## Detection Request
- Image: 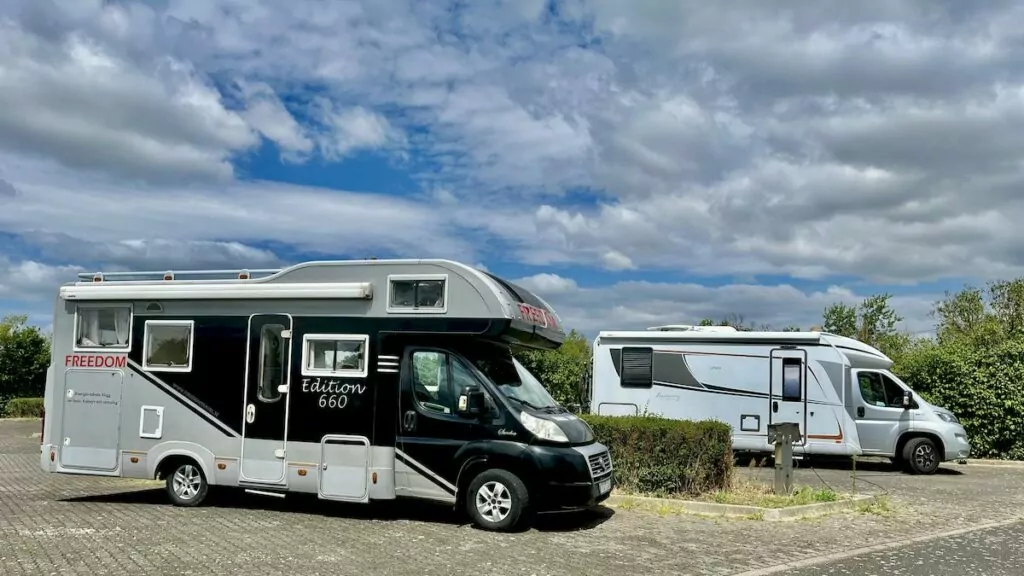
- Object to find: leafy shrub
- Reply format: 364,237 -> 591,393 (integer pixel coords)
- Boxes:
4,397 -> 43,418
895,339 -> 1024,460
581,413 -> 733,496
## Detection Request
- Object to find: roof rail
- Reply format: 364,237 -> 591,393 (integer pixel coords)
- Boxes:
78,268 -> 283,283
646,324 -> 739,332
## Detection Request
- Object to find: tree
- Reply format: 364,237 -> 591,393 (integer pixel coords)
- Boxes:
931,279 -> 1024,347
988,279 -> 1024,339
0,314 -> 51,414
512,329 -> 591,410
822,302 -> 858,338
821,294 -> 909,356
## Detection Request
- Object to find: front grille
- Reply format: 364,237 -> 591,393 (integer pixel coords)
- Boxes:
588,450 -> 612,478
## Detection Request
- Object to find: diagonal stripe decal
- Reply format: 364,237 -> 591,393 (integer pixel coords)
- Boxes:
395,448 -> 457,494
125,358 -> 241,438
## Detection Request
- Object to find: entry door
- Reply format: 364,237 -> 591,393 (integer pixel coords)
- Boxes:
768,348 -> 808,443
853,370 -> 912,455
60,368 -> 124,471
239,314 -> 293,485
395,346 -> 492,502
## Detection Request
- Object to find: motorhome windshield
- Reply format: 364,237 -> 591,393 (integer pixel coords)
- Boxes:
463,347 -> 563,412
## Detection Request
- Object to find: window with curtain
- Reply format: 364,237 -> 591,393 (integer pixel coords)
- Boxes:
76,307 -> 131,349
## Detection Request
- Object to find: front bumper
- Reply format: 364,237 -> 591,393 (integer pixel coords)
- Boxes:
525,442 -> 614,511
945,433 -> 972,461
535,472 -> 614,511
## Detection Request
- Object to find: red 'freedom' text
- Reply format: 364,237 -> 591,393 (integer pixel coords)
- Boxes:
65,355 -> 127,368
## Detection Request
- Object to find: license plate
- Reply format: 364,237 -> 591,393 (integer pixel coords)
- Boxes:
598,478 -> 611,494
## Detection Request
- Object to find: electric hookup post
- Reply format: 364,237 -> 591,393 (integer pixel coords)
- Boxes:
767,422 -> 801,495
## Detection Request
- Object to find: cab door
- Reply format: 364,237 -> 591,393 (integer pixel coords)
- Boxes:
853,370 -> 912,455
395,346 -> 492,503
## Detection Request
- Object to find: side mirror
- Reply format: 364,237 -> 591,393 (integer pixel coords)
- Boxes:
457,387 -> 486,417
902,390 -> 912,410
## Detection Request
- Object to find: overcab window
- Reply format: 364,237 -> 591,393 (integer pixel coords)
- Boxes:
387,275 -> 446,312
302,334 -> 369,378
75,305 -> 132,350
142,320 -> 194,372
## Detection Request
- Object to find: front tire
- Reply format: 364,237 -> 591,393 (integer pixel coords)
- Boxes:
902,437 -> 941,475
465,468 -> 531,532
165,461 -> 209,507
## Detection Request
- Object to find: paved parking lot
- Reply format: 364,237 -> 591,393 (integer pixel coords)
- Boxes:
3,419 -> 1024,575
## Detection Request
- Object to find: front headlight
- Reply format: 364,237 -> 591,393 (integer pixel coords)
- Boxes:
936,412 -> 959,424
519,411 -> 569,442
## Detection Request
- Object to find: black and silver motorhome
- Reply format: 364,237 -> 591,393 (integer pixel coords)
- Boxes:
40,259 -> 613,531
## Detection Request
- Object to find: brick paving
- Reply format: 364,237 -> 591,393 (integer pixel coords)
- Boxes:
2,418 -> 1024,575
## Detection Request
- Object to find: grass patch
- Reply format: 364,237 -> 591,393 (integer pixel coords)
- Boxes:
701,479 -> 844,509
855,494 -> 896,516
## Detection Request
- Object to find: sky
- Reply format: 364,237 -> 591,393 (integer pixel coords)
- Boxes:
1,0 -> 1022,340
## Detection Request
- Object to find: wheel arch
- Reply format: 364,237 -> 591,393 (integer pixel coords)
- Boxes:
454,452 -> 537,508
148,442 -> 217,483
896,431 -> 945,462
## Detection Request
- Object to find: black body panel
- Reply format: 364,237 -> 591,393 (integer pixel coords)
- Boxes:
125,311 -> 610,509
128,314 -> 500,443
128,315 -> 248,433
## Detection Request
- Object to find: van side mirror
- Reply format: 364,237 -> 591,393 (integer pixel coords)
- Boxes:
902,390 -> 912,409
457,386 -> 486,417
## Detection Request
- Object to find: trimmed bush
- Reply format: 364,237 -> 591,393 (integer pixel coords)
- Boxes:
895,339 -> 1024,460
581,413 -> 733,496
3,397 -> 43,418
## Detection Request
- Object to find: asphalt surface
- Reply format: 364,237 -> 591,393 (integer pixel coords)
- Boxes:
3,418 -> 1024,575
784,520 -> 1024,575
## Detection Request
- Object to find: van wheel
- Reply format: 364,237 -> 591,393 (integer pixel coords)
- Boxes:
902,437 -> 940,475
465,468 -> 531,532
165,461 -> 209,507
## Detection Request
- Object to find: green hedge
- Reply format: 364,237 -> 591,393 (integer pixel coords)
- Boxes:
581,413 -> 733,496
895,339 -> 1024,460
3,397 -> 43,418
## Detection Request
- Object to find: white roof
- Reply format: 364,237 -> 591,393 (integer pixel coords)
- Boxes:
596,329 -> 891,362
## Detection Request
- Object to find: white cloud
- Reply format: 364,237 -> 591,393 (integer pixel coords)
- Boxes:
237,81 -> 315,162
0,256 -> 84,302
514,272 -> 939,340
1,0 -> 1023,327
19,233 -> 285,272
0,153 -> 478,263
0,14 -> 259,182
312,100 -> 404,161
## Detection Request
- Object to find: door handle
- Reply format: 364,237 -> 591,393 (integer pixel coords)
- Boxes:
772,401 -> 778,413
403,410 -> 416,432
245,403 -> 255,424
857,407 -> 865,418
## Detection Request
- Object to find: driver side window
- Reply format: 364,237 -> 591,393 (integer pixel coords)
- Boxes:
410,350 -> 484,415
858,372 -> 887,407
858,371 -> 907,409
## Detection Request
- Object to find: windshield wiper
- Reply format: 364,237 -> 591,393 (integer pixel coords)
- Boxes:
505,395 -> 566,413
505,396 -> 546,411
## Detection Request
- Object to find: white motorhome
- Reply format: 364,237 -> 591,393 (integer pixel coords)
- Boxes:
587,325 -> 971,475
39,259 -> 613,532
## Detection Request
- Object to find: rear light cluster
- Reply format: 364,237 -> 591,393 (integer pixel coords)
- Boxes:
40,408 -> 45,443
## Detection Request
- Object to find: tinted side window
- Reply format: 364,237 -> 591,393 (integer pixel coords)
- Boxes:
411,350 -> 451,414
880,374 -> 911,408
858,372 -> 886,406
258,324 -> 286,403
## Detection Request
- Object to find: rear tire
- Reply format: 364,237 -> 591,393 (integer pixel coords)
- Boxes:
165,461 -> 209,507
465,468 -> 532,532
902,437 -> 941,475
